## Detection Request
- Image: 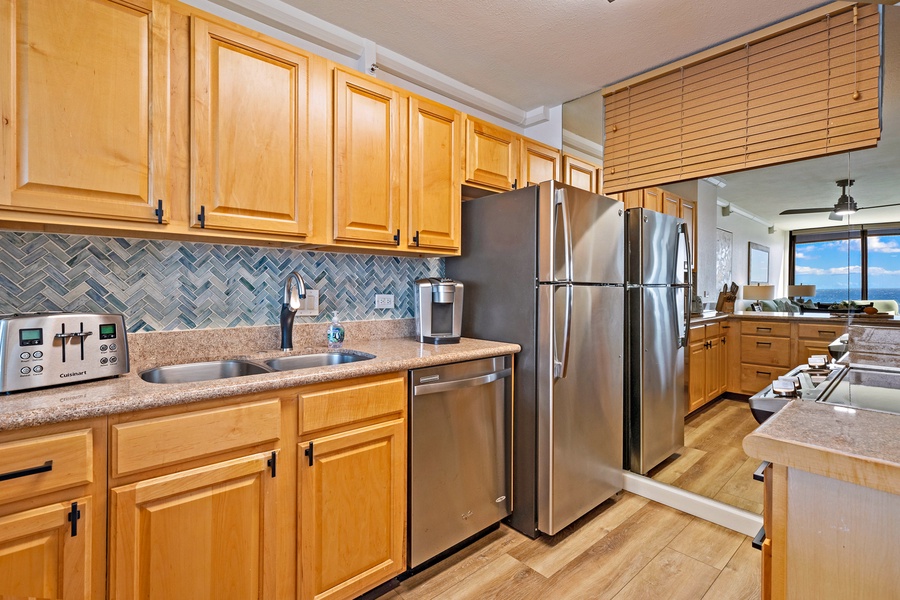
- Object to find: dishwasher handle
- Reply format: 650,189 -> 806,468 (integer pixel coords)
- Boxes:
414,368 -> 512,396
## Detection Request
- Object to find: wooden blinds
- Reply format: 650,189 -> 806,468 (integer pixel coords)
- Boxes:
603,3 -> 882,194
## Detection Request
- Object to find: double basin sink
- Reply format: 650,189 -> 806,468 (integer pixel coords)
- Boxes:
140,352 -> 375,385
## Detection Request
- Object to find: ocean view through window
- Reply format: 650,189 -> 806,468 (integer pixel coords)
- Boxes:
791,227 -> 900,307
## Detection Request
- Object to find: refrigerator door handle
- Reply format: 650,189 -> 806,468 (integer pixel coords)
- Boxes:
556,187 -> 574,282
676,222 -> 692,348
554,283 -> 574,379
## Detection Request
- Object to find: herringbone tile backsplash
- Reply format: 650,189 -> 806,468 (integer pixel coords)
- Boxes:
0,232 -> 443,332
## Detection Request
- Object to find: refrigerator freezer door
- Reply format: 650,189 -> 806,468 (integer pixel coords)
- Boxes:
627,208 -> 687,286
537,283 -> 624,535
628,285 -> 686,474
538,181 -> 625,285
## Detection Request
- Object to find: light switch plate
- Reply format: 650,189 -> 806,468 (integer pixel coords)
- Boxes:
297,289 -> 319,316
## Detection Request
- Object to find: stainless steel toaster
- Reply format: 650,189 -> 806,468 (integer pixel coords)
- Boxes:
0,312 -> 129,393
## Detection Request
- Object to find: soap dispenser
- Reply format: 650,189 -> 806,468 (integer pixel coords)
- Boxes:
326,314 -> 345,349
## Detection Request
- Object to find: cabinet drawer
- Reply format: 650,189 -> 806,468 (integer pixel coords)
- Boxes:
299,374 -> 405,436
705,322 -> 721,337
741,336 -> 792,367
689,325 -> 707,344
797,323 -> 845,340
0,430 -> 92,504
742,321 -> 791,338
112,399 -> 281,477
741,364 -> 790,394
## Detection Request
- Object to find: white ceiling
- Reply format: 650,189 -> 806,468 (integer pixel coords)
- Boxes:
274,0 -> 830,109
220,0 -> 899,231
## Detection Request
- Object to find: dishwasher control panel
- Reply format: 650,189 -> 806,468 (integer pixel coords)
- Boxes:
1,312 -> 129,393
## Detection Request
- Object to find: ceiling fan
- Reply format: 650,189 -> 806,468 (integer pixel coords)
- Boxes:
779,179 -> 900,221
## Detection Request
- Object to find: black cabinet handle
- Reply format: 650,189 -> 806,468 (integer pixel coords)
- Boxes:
752,525 -> 766,550
304,442 -> 314,467
393,229 -> 400,246
0,459 -> 53,482
756,341 -> 771,347
67,502 -> 81,537
198,205 -> 206,228
155,199 -> 164,224
753,461 -> 770,482
267,451 -> 277,478
756,327 -> 772,332
413,231 -> 420,247
512,178 -> 518,190
757,370 -> 772,377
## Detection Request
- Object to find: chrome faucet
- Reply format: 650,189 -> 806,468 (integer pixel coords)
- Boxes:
280,271 -> 307,351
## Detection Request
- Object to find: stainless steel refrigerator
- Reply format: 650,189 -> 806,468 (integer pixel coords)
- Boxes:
624,207 -> 692,475
446,180 -> 624,537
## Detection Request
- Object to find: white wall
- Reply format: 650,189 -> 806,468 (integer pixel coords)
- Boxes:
717,207 -> 788,309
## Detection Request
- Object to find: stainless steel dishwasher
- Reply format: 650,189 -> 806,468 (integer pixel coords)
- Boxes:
409,355 -> 512,568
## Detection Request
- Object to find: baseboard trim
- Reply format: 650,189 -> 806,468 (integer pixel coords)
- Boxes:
622,472 -> 763,537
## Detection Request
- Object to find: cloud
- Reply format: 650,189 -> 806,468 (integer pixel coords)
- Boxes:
868,267 -> 900,276
794,251 -> 808,259
868,237 -> 900,254
796,265 -> 862,276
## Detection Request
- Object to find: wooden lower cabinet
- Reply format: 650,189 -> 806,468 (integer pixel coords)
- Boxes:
109,451 -> 278,600
299,418 -> 406,600
687,322 -> 725,413
0,497 -> 92,600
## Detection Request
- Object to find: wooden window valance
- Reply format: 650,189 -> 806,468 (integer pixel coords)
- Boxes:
603,3 -> 882,194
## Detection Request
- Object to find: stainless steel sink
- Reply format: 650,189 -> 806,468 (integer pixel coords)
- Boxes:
264,352 -> 375,372
140,359 -> 272,384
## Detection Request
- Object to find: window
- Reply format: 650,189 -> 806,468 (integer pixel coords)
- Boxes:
790,226 -> 900,305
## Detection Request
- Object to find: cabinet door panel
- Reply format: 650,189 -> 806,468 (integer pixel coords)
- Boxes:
299,419 -> 405,600
1,0 -> 168,222
408,97 -> 461,251
521,140 -> 560,188
192,18 -> 317,236
705,337 -> 721,402
109,452 -> 276,600
563,155 -> 598,193
688,341 -> 707,413
464,118 -> 517,191
0,498 -> 90,600
334,69 -> 401,245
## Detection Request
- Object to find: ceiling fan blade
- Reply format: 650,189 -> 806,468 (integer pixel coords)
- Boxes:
858,202 -> 900,210
828,211 -> 844,222
779,207 -> 835,215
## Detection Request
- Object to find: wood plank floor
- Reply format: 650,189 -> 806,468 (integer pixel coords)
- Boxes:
650,398 -> 764,514
382,493 -> 760,600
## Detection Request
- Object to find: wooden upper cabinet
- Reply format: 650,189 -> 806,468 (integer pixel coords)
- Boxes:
464,117 -> 518,191
563,155 -> 599,193
623,190 -> 643,209
642,188 -> 662,212
408,97 -> 462,252
0,0 -> 169,223
333,68 -> 403,246
662,190 -> 680,217
191,17 -> 324,237
520,139 -> 560,188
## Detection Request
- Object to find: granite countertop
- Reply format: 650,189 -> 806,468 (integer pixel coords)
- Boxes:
729,311 -> 900,324
0,331 -> 520,432
743,399 -> 900,496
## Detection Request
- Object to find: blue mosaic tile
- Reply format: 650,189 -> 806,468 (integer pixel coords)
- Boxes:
0,232 -> 443,332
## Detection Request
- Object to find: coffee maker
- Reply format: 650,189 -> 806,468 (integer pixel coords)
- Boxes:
414,278 -> 463,344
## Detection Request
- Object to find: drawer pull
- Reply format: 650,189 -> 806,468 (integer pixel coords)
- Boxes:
267,451 -> 277,478
752,525 -> 766,550
753,461 -> 770,482
304,442 -> 314,467
756,327 -> 772,332
757,370 -> 772,377
818,330 -> 836,336
0,459 -> 53,482
756,341 -> 772,347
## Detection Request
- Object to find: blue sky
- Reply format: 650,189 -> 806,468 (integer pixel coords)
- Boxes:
795,235 -> 900,292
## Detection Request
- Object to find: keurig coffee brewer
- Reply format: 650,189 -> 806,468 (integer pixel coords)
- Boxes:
414,278 -> 463,344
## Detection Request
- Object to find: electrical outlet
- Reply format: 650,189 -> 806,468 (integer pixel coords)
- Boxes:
375,294 -> 394,309
296,289 -> 319,316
